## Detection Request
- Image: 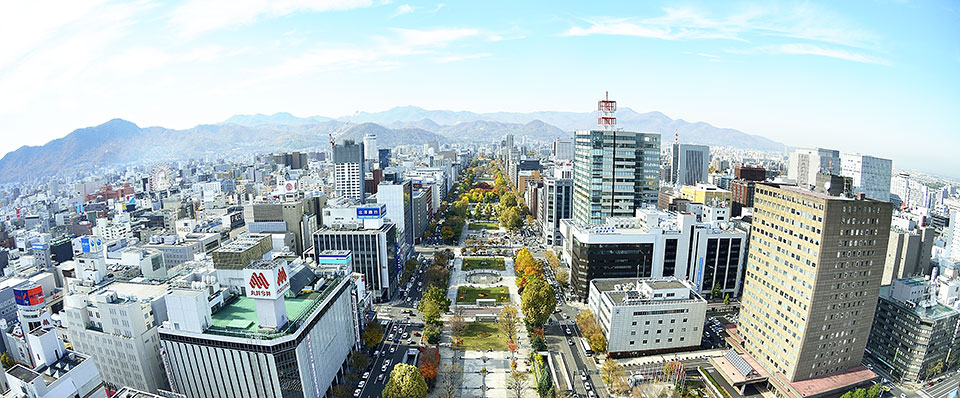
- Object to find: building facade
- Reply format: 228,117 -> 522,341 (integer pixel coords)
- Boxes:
671,144 -> 710,186
333,140 -> 365,201
538,175 -> 574,246
787,148 -> 840,188
841,153 -> 892,202
572,130 -> 661,224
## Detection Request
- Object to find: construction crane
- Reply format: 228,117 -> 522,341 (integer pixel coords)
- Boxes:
329,111 -> 359,150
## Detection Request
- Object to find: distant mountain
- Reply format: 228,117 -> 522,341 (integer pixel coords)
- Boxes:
388,118 -> 442,132
0,119 -> 442,183
338,123 -> 446,149
436,119 -> 567,142
223,112 -> 330,126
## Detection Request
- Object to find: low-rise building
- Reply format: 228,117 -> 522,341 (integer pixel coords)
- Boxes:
588,277 -> 707,357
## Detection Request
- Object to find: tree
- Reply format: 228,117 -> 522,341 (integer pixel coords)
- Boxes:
537,369 -> 555,398
425,324 -> 442,344
361,323 -> 385,349
499,206 -> 523,230
420,285 -> 451,313
507,370 -> 530,398
349,351 -> 369,372
576,310 -> 599,337
421,299 -> 441,325
419,348 -> 440,383
555,269 -> 569,289
441,226 -> 455,241
437,363 -> 464,398
0,353 -> 14,369
402,258 -> 419,284
331,384 -> 353,398
723,293 -> 730,305
498,304 -> 520,343
867,384 -> 882,398
451,307 -> 467,346
500,192 -> 518,208
531,335 -> 547,351
589,332 -> 607,353
711,283 -> 721,299
602,359 -> 627,393
521,277 -> 556,328
382,363 -> 428,398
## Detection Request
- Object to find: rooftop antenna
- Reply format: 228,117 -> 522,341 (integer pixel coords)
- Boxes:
598,91 -> 617,130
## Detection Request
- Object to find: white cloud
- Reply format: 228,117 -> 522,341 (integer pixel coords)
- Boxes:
169,0 -> 376,36
435,53 -> 492,63
762,43 -> 890,65
393,4 -> 413,16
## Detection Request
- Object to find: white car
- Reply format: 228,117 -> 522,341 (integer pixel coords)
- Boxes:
362,372 -> 370,379
390,345 -> 397,353
382,360 -> 391,372
354,388 -> 361,397
358,380 -> 366,388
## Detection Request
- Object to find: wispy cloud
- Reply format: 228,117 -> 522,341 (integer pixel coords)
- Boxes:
563,5 -> 885,63
739,43 -> 891,65
435,53 -> 491,63
393,4 -> 413,16
169,0 -> 377,36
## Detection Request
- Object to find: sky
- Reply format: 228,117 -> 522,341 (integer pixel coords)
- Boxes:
1,0 -> 958,177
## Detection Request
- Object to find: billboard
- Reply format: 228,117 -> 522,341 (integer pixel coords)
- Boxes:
79,236 -> 102,253
244,262 -> 290,300
356,206 -> 383,219
31,243 -> 48,252
13,286 -> 44,306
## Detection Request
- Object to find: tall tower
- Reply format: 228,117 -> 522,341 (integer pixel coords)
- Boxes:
572,92 -> 660,224
739,183 -> 891,388
333,140 -> 366,201
363,134 -> 378,162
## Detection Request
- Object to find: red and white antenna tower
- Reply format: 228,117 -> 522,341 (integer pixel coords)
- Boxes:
598,91 -> 617,130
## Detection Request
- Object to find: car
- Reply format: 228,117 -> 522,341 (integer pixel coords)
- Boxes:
901,394 -> 907,398
563,313 -> 570,319
382,360 -> 391,372
588,391 -> 596,398
362,372 -> 370,379
354,388 -> 361,397
568,338 -> 574,345
565,328 -> 571,335
580,370 -> 587,381
378,373 -> 385,382
390,345 -> 397,353
585,382 -> 592,391
402,332 -> 409,339
373,350 -> 380,357
413,331 -> 420,336
358,380 -> 366,388
881,386 -> 891,392
388,333 -> 395,339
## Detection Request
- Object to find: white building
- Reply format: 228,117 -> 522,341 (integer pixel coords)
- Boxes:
588,277 -> 707,357
552,139 -> 574,162
841,153 -> 892,201
788,147 -> 840,188
314,203 -> 399,301
62,281 -> 171,393
671,144 -> 710,186
560,208 -> 747,300
363,134 -> 378,162
539,170 -> 573,246
947,199 -> 960,261
891,173 -> 934,210
159,260 -> 357,398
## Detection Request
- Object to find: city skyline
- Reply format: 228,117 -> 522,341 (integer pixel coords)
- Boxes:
0,1 -> 958,178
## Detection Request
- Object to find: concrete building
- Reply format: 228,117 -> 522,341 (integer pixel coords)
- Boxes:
245,197 -> 318,255
730,179 -> 757,217
313,204 -> 399,301
883,217 -> 934,285
671,144 -> 710,186
946,200 -> 960,261
559,209 -> 746,300
363,134 -> 378,162
788,147 -> 840,188
588,277 -> 706,357
333,140 -> 365,201
866,277 -> 960,383
679,184 -> 731,207
572,129 -> 661,224
841,153 -> 892,202
159,261 -> 357,398
538,172 -> 574,246
3,331 -> 105,398
377,181 -> 415,247
62,281 -> 171,393
553,139 -> 574,162
737,183 -> 892,397
891,173 -> 935,210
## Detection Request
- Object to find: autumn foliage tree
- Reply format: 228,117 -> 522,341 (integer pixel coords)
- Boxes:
419,348 -> 440,385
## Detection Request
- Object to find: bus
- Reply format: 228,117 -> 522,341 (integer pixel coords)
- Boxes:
580,337 -> 593,357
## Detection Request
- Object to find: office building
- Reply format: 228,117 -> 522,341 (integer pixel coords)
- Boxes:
788,148 -> 840,188
363,134 -> 377,162
314,203 -> 399,301
946,200 -> 960,261
588,277 -> 707,357
377,181 -> 415,247
333,140 -> 365,201
3,331 -> 105,398
553,139 -> 574,162
245,198 -> 318,255
730,179 -> 757,217
271,152 -> 308,170
572,129 -> 661,224
671,144 -> 710,186
539,172 -> 574,246
378,148 -> 391,169
62,281 -> 170,392
841,153 -> 892,202
680,183 -> 731,206
737,183 -> 892,397
735,166 -> 766,182
560,208 -> 746,300
883,217 -> 934,285
866,277 -> 960,383
159,260 -> 357,398
891,173 -> 934,210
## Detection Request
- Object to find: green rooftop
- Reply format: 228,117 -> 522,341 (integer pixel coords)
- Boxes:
206,275 -> 343,339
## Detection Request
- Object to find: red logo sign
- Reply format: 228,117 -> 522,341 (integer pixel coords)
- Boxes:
249,272 -> 270,290
277,267 -> 287,286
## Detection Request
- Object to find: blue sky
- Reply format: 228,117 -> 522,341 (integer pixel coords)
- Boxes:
1,0 -> 958,176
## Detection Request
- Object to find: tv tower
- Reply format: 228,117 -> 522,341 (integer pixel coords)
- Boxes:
598,91 -> 617,130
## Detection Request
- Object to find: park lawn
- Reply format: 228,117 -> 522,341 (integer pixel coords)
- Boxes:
456,286 -> 510,304
462,257 -> 506,271
458,322 -> 508,351
468,221 -> 500,230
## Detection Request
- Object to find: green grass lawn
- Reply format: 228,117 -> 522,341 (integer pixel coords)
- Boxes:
468,221 -> 500,230
462,257 -> 506,271
457,322 -> 507,351
456,286 -> 510,303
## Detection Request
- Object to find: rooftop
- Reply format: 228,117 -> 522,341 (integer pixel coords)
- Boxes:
880,286 -> 959,321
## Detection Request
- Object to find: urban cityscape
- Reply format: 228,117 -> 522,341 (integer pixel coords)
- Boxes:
0,2 -> 958,398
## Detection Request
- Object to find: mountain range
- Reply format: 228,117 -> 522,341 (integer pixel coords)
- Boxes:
0,106 -> 787,183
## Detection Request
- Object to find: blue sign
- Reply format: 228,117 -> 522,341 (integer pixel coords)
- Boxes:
31,243 -> 48,251
80,237 -> 90,253
696,258 -> 705,288
356,207 -> 383,219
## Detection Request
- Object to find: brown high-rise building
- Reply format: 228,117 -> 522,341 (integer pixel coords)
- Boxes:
735,166 -> 766,181
738,184 -> 892,396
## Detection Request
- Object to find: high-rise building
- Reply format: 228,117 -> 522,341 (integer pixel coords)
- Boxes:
363,134 -> 378,161
539,172 -> 574,246
882,218 -> 934,285
735,166 -> 766,182
62,281 -> 170,393
671,143 -> 710,186
787,148 -> 840,188
737,183 -> 891,396
378,148 -> 391,169
333,140 -> 365,201
891,173 -> 934,209
314,203 -> 399,301
840,153 -> 892,202
946,199 -> 960,261
552,139 -> 574,162
572,130 -> 661,224
377,180 -> 415,247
